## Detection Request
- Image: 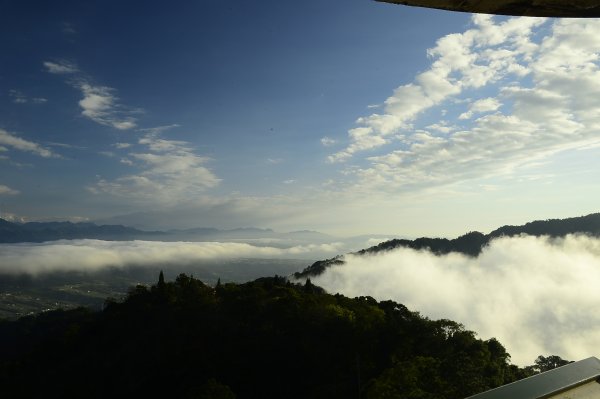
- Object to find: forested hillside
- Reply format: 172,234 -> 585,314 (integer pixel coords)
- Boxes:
0,274 -> 537,399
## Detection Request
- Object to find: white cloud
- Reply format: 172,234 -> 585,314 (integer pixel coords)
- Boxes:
330,17 -> 600,194
426,121 -> 454,133
137,124 -> 180,135
9,89 -> 48,105
0,129 -> 57,158
266,158 -> 283,164
320,136 -> 336,147
44,61 -> 139,130
90,133 -> 219,204
114,142 -> 132,149
329,15 -> 546,163
9,89 -> 27,103
137,135 -> 190,153
328,127 -> 388,162
459,97 -> 502,120
0,185 -> 19,195
312,234 -> 600,366
77,83 -> 137,130
43,60 -> 78,74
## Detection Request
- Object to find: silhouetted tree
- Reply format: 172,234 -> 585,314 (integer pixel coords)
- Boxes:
533,355 -> 571,373
158,270 -> 165,288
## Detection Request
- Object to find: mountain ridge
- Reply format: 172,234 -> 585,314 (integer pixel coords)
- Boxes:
0,219 -> 163,243
0,219 -> 336,244
295,212 -> 600,278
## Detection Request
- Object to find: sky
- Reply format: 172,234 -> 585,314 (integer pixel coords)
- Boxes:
2,0 -> 600,237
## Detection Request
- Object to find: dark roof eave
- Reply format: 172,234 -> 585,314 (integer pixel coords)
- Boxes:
466,357 -> 600,399
376,0 -> 600,18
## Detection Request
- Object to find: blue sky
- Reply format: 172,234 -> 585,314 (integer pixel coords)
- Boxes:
2,0 -> 600,236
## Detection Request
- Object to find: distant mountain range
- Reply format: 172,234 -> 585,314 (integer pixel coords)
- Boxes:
295,213 -> 600,278
0,219 -> 335,245
164,227 -> 335,243
0,219 -> 164,243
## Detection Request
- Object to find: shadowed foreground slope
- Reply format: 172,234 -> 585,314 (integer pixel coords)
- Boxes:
0,274 -> 534,399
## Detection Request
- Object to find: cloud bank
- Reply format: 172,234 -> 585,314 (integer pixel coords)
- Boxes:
0,239 -> 342,275
312,234 -> 600,366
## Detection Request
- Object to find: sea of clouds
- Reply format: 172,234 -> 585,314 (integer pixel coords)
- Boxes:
3,234 -> 600,366
0,239 -> 344,275
311,234 -> 600,366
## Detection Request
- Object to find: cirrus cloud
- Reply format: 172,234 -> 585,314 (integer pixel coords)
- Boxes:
0,129 -> 58,158
43,60 -> 79,74
44,60 -> 139,130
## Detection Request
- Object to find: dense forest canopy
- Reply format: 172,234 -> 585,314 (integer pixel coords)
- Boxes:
0,274 -> 565,398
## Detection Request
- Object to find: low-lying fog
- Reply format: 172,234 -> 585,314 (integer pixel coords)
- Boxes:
0,239 -> 343,275
0,239 -> 326,319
